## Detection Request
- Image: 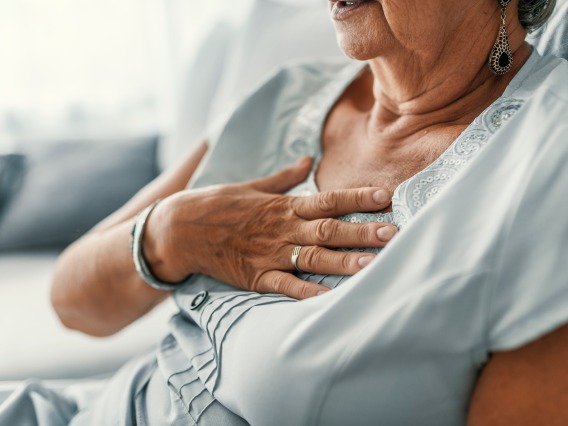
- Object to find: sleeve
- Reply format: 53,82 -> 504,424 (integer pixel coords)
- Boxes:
189,66 -> 289,187
487,112 -> 568,351
188,59 -> 351,191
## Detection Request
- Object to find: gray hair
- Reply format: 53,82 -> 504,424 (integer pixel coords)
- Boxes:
518,0 -> 557,32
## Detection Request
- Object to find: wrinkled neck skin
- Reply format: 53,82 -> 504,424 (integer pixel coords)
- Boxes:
362,1 -> 531,147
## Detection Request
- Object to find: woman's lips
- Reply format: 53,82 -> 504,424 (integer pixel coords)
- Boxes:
330,0 -> 372,21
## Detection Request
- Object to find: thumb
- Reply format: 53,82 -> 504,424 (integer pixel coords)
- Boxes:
247,156 -> 313,194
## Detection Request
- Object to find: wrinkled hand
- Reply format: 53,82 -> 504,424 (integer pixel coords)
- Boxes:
144,158 -> 397,299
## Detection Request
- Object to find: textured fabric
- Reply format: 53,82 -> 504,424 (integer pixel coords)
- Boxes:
2,53 -> 568,426
0,379 -> 106,426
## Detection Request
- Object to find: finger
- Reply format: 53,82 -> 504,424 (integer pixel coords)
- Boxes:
246,156 -> 313,194
296,220 -> 398,247
292,245 -> 377,275
256,270 -> 330,300
292,187 -> 392,219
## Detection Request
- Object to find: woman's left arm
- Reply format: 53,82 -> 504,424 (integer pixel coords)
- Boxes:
468,323 -> 568,425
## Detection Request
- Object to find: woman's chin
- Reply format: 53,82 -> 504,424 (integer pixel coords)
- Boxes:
332,9 -> 389,61
336,35 -> 381,61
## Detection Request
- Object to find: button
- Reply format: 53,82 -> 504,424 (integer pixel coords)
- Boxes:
190,291 -> 209,311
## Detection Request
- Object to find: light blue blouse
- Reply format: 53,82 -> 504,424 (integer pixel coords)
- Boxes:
2,50 -> 568,426
171,49 -> 568,425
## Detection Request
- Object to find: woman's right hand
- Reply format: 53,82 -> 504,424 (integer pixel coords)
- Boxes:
144,157 -> 397,299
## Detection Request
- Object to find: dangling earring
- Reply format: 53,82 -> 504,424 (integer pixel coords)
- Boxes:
488,0 -> 513,75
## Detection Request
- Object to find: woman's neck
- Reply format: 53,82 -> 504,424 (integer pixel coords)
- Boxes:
363,9 -> 532,147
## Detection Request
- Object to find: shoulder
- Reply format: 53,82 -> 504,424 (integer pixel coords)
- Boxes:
524,57 -> 568,161
482,54 -> 568,353
537,57 -> 568,100
205,58 -> 355,143
510,54 -> 568,157
193,58 -> 357,188
523,54 -> 568,104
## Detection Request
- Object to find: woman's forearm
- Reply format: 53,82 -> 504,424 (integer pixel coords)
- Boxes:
49,140 -> 395,336
51,219 -> 168,336
50,141 -> 208,336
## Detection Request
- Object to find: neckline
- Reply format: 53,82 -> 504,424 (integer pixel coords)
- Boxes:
304,48 -> 541,201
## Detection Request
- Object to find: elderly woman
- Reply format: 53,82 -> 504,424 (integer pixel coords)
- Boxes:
2,0 -> 568,424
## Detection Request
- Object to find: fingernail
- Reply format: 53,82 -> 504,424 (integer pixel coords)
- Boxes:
373,189 -> 390,205
358,256 -> 374,268
377,226 -> 397,242
317,290 -> 329,296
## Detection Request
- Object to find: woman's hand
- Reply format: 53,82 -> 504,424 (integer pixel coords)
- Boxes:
144,157 -> 397,299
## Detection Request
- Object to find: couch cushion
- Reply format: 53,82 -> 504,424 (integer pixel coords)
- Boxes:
0,136 -> 159,250
0,251 -> 176,380
0,154 -> 25,215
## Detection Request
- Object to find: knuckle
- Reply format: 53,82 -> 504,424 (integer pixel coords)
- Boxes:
316,192 -> 338,213
340,253 -> 354,272
249,272 -> 265,293
354,188 -> 368,210
290,222 -> 306,244
271,274 -> 289,295
302,246 -> 320,270
286,196 -> 301,217
274,198 -> 298,226
288,195 -> 306,219
357,224 -> 373,243
314,219 -> 338,244
296,282 -> 311,299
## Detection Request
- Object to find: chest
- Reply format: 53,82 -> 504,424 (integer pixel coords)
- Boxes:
316,103 -> 466,195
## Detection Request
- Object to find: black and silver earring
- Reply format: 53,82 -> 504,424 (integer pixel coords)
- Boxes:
488,0 -> 513,75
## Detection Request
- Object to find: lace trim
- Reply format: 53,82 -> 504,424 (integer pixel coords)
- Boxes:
284,62 -> 365,162
283,64 -> 525,234
392,99 -> 524,228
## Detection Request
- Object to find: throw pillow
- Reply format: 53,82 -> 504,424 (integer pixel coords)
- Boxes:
0,136 -> 159,250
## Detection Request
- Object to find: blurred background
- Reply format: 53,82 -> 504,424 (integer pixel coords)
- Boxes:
0,0 -> 345,382
0,0 -> 250,157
